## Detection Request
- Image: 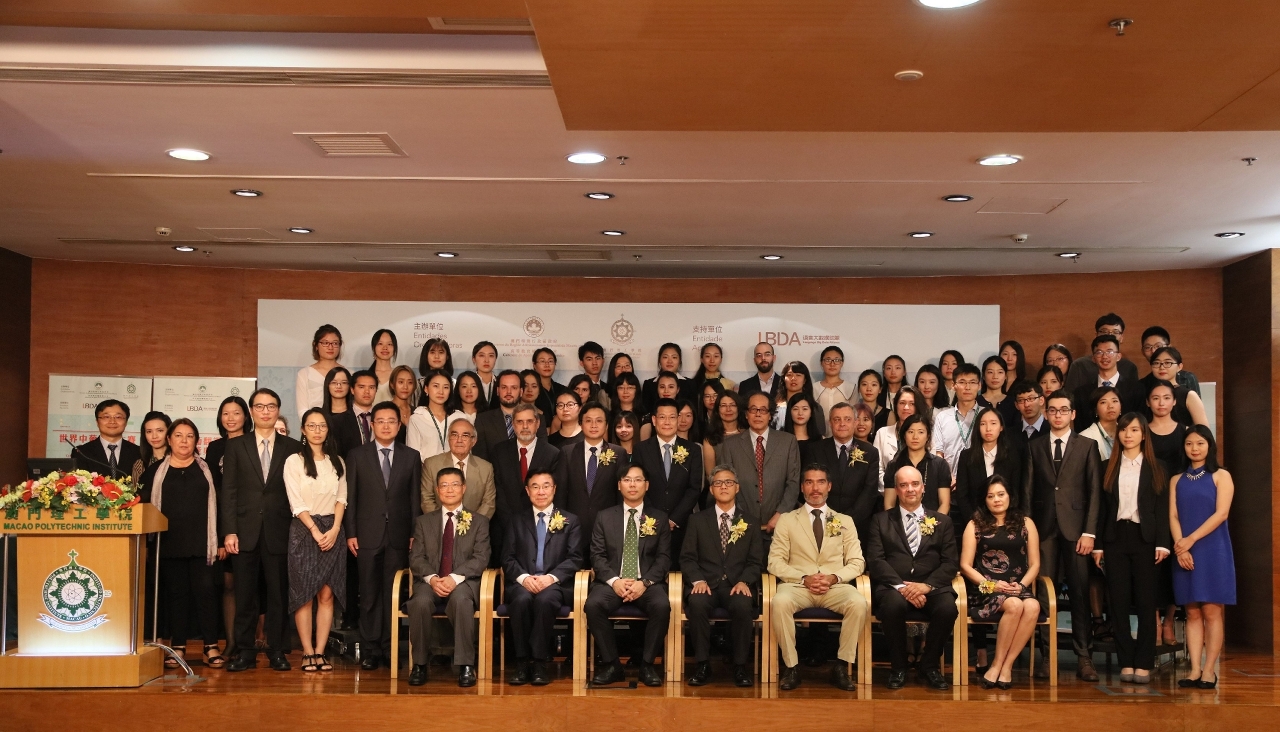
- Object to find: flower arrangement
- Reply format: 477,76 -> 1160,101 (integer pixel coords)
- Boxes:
727,518 -> 748,544
455,510 -> 473,536
978,579 -> 998,595
639,515 -> 658,537
547,511 -> 567,533
848,447 -> 868,467
824,513 -> 844,537
671,445 -> 690,465
919,515 -> 938,536
597,449 -> 617,466
0,470 -> 139,520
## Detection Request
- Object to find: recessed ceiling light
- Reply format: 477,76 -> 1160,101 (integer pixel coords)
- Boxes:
585,192 -> 614,200
172,245 -> 196,252
167,148 -> 210,161
601,230 -> 625,236
1057,252 -> 1081,259
943,194 -> 973,202
567,152 -> 606,164
1214,232 -> 1245,238
978,154 -> 1022,166
436,251 -> 458,258
231,189 -> 262,197
761,254 -> 783,261
894,70 -> 924,81
288,227 -> 313,234
909,231 -> 934,238
918,0 -> 984,8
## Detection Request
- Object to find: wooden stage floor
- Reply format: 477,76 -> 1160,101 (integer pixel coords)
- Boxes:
2,649 -> 1276,731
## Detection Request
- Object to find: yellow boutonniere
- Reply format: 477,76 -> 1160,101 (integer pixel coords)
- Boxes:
978,579 -> 998,595
919,515 -> 938,536
824,513 -> 844,537
639,515 -> 657,537
848,446 -> 867,467
672,445 -> 690,465
727,518 -> 748,544
455,510 -> 473,536
547,511 -> 566,533
597,448 -> 616,466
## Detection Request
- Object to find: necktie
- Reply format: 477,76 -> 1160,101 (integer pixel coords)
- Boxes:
535,511 -> 547,573
1102,380 -> 1113,388
662,443 -> 672,479
1053,438 -> 1064,473
107,444 -> 118,475
905,511 -> 921,555
440,511 -> 455,576
457,459 -> 466,477
505,413 -> 514,439
586,447 -> 598,493
380,448 -> 392,487
621,508 -> 640,580
755,435 -> 765,502
812,508 -> 825,552
719,512 -> 731,551
839,444 -> 849,471
520,446 -> 529,483
259,438 -> 271,482
1025,424 -> 1035,438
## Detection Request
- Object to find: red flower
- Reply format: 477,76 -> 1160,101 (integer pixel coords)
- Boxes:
22,483 -> 32,501
63,475 -> 78,486
101,482 -> 123,501
91,475 -> 106,487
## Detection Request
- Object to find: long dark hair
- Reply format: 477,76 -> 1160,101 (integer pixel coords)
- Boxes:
971,475 -> 1027,537
368,328 -> 398,370
777,361 -> 816,405
609,410 -> 642,448
311,324 -> 342,361
980,354 -> 1010,394
299,407 -> 345,480
706,391 -> 747,446
610,371 -> 644,417
939,349 -> 966,374
999,340 -> 1027,384
140,410 -> 173,463
1103,412 -> 1167,495
695,379 -> 725,428
418,368 -> 453,413
782,393 -> 822,438
656,342 -> 684,374
676,397 -> 703,444
448,370 -> 484,413
1183,424 -> 1221,473
418,337 -> 454,378
895,412 -> 933,457
965,407 -> 1009,466
215,396 -> 249,439
914,363 -> 950,409
891,385 -> 925,424
606,353 -> 635,393
322,366 -> 354,413
692,343 -> 724,389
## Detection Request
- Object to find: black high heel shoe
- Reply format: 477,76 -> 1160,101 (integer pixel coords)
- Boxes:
978,675 -> 998,689
1178,674 -> 1202,688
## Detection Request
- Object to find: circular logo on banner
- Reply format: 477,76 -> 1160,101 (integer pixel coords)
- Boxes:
94,382 -> 103,390
126,384 -> 136,395
230,386 -> 241,396
198,384 -> 207,393
523,316 -> 545,338
42,550 -> 107,624
610,314 -> 635,345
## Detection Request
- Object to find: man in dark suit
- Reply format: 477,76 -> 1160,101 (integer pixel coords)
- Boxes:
720,392 -> 801,553
558,401 -> 625,560
406,467 -> 490,687
1010,381 -> 1049,447
680,465 -> 762,687
585,463 -> 672,687
502,469 -> 583,686
737,342 -> 780,401
475,370 -> 544,461
220,388 -> 303,672
492,403 -> 564,564
1073,335 -> 1145,431
72,399 -> 142,480
1024,390 -> 1102,681
865,464 -> 959,691
343,401 -> 422,671
1063,313 -> 1140,395
632,398 -> 703,557
807,403 -> 880,540
329,369 -> 376,457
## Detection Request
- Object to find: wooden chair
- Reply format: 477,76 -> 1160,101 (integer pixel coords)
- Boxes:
954,575 -> 1058,686
856,574 -> 967,686
763,574 -> 858,683
571,569 -> 681,682
389,567 -> 498,680
667,571 -> 774,683
484,567 -> 589,681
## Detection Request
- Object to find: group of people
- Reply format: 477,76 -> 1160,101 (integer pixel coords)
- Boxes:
74,312 -> 1234,690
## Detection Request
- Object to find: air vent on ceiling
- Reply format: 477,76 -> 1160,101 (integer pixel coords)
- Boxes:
196,228 -> 279,241
428,17 -> 534,32
976,198 -> 1067,214
548,250 -> 612,261
0,66 -> 550,88
296,133 -> 407,157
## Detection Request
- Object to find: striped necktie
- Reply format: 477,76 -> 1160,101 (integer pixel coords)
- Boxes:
905,510 -> 920,555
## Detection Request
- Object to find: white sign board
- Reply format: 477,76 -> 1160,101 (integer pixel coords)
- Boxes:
45,374 -> 153,458
151,377 -> 258,456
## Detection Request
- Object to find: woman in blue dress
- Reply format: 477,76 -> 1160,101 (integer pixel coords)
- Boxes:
1169,425 -> 1235,690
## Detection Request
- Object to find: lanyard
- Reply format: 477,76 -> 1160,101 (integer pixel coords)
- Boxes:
428,409 -> 448,449
954,406 -> 977,445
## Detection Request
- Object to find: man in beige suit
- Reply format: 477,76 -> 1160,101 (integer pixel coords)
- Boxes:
769,464 -> 867,692
422,418 -> 496,518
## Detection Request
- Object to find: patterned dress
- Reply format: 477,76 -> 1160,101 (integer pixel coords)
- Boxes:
968,520 -> 1035,621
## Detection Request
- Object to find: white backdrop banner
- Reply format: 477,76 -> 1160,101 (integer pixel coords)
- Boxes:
46,374 -> 153,458
258,300 -> 1000,414
152,377 -> 259,456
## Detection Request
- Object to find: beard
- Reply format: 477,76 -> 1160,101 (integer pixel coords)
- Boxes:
756,361 -> 773,374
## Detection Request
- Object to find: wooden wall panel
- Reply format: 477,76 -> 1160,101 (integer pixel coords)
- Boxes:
0,249 -> 31,483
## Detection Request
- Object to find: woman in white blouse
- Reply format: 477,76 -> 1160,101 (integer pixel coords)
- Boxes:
285,408 -> 347,673
873,386 -> 927,489
814,346 -> 856,418
407,369 -> 466,460
295,324 -> 344,420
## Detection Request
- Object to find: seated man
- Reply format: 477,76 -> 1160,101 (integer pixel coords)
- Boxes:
502,470 -> 583,686
406,467 -> 491,687
768,464 -> 867,692
585,464 -> 672,687
866,464 -> 959,691
680,465 -> 762,687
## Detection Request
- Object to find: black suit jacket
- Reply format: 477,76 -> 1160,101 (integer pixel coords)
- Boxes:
865,507 -> 959,595
737,373 -> 781,401
632,437 -> 703,529
502,507 -> 584,585
1073,378 -> 1145,432
807,437 -> 880,539
73,437 -> 142,481
342,440 -> 423,551
679,507 -> 762,591
558,440 -> 625,546
473,408 -> 547,462
953,442 -> 1024,527
1097,458 -> 1171,549
326,409 -> 363,459
1010,418 -> 1050,450
1023,432 -> 1102,542
219,432 -> 303,554
590,504 -> 671,585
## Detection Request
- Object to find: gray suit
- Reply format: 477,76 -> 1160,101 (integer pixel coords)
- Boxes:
421,452 -> 497,519
406,509 -> 491,666
720,429 -> 801,529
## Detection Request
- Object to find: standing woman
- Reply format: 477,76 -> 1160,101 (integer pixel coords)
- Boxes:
388,365 -> 417,444
368,329 -> 398,404
605,353 -> 635,402
955,408 -> 1022,544
520,370 -> 550,430
643,343 -> 690,407
407,369 -> 465,460
814,346 -> 856,419
999,340 -> 1028,386
548,391 -> 584,448
858,369 -> 889,431
531,348 -> 564,418
851,402 -> 876,443
613,373 -> 649,439
134,411 -> 173,484
782,394 -> 824,465
1080,386 -> 1122,462
1170,426 -> 1235,689
773,361 -> 824,434
702,391 -> 746,479
914,364 -> 950,414
204,396 -> 247,657
471,341 -> 500,410
567,374 -> 594,407
1146,348 -> 1209,426
1147,380 -> 1190,646
873,386 -> 923,487
692,342 -> 735,392
297,325 -> 343,420
448,371 -> 484,423
883,414 -> 950,513
676,398 -> 701,444
1036,365 -> 1065,398
284,408 -> 347,673
139,419 -> 223,668
878,356 -> 908,425
695,379 -> 725,433
1095,413 -> 1170,685
939,350 -> 966,405
977,355 -> 1020,429
609,410 -> 641,459
1043,344 -> 1073,383
322,367 -> 360,458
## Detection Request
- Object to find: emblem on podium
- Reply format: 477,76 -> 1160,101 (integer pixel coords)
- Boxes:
39,550 -> 111,632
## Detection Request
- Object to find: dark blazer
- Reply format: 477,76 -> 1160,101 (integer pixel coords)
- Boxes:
73,437 -> 142,481
679,507 -> 762,591
865,507 -> 959,595
953,441 -> 1024,527
806,437 -> 881,539
558,440 -> 625,544
632,437 -> 703,530
219,432 -> 303,554
1074,378 -> 1145,432
473,408 -> 547,462
326,409 -> 363,459
737,373 -> 781,401
1010,417 -> 1050,450
502,506 -> 583,584
1023,432 -> 1102,542
720,429 -> 801,525
491,438 -> 566,523
342,440 -> 423,551
590,504 -> 671,585
1064,355 -> 1140,396
409,509 -> 491,584
1097,457 -> 1171,549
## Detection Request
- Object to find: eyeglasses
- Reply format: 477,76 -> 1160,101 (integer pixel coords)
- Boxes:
535,358 -> 556,366
1045,407 -> 1073,416
619,477 -> 646,485
303,423 -> 327,431
251,404 -> 278,412
1096,327 -> 1123,336
821,358 -> 843,365
1151,360 -> 1178,369
1014,396 -> 1042,405
556,403 -> 577,410
373,418 -> 400,426
746,407 -> 772,416
317,339 -> 342,347
710,479 -> 739,488
1093,350 -> 1119,358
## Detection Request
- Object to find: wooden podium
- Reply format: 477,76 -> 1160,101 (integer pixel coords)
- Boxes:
0,503 -> 166,687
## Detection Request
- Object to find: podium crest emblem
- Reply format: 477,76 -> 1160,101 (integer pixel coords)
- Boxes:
40,550 -> 111,632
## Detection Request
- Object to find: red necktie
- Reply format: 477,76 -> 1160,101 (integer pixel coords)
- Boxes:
755,435 -> 765,502
358,412 -> 371,443
520,446 -> 529,483
440,511 -> 455,576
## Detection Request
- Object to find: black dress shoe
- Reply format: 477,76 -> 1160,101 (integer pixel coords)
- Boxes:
978,674 -> 998,689
779,664 -> 802,691
687,661 -> 712,686
639,663 -> 663,687
458,665 -> 477,687
996,680 -> 1013,690
733,665 -> 753,688
591,662 -> 626,686
361,653 -> 381,671
509,662 -> 531,686
1178,675 -> 1202,688
830,663 -> 856,691
269,653 -> 291,672
226,654 -> 255,673
886,669 -> 907,690
921,668 -> 950,690
407,664 -> 428,686
530,662 -> 552,686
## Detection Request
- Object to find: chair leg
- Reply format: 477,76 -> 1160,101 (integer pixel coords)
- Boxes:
391,614 -> 400,680
498,619 -> 505,678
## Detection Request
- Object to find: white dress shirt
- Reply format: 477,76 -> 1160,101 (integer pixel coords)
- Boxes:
606,501 -> 646,586
932,404 -> 979,476
516,438 -> 538,466
516,503 -> 557,584
1097,370 -> 1121,387
423,507 -> 467,586
983,446 -> 998,477
749,428 -> 769,452
406,407 -> 467,461
295,365 -> 338,421
1117,453 -> 1142,523
283,452 -> 348,517
582,439 -> 606,475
